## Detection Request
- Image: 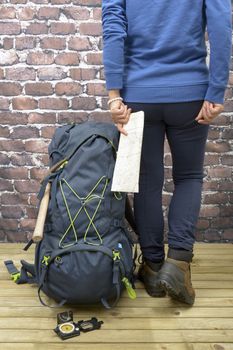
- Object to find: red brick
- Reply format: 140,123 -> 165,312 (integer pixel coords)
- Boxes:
3,37 -> 14,49
1,205 -> 24,219
0,219 -> 18,231
10,126 -> 39,139
72,96 -> 96,110
40,37 -> 66,50
19,218 -> 36,230
221,155 -> 233,166
203,230 -> 221,241
0,7 -> 16,19
15,36 -> 37,50
50,22 -> 76,34
57,111 -> 88,124
79,22 -> 102,36
197,219 -> 210,229
0,140 -> 25,152
205,141 -> 231,153
70,67 -> 96,80
87,83 -> 108,96
218,182 -> 233,191
207,129 -> 221,140
62,7 -> 90,20
38,67 -> 67,80
10,153 -> 35,166
0,179 -> 13,191
0,68 -> 4,79
203,192 -> 229,204
25,140 -> 50,153
38,7 -> 60,19
0,167 -> 28,180
25,82 -> 53,96
25,22 -> 48,34
40,126 -> 56,138
93,7 -> 101,20
28,112 -> 56,124
30,168 -> 49,181
210,217 -> 233,229
72,0 -> 101,5
18,7 -> 35,20
0,22 -> 20,34
25,206 -> 38,219
89,111 -> 113,123
0,98 -> 10,110
51,0 -> 71,3
29,193 -> 39,206
14,180 -> 40,193
0,50 -> 18,65
219,205 -> 233,217
222,128 -> 233,139
55,52 -> 80,65
27,52 -> 54,65
12,97 -> 38,110
5,67 -> 36,80
86,52 -> 102,65
207,167 -> 232,178
38,97 -> 68,110
199,206 -> 220,217
223,100 -> 233,112
0,126 -> 10,137
5,231 -> 28,243
1,193 -> 29,205
221,229 -> 233,240
202,180 -> 219,191
0,153 -> 10,165
55,82 -> 82,96
68,37 -> 91,50
0,82 -> 22,95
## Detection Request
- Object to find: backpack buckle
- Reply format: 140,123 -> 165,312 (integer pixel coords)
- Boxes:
112,250 -> 120,261
41,255 -> 51,266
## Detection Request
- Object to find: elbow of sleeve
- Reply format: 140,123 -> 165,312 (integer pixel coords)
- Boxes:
105,72 -> 123,90
204,85 -> 226,104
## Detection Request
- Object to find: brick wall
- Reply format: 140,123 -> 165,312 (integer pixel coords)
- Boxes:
0,1 -> 232,243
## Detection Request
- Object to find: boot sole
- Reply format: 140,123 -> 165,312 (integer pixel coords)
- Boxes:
137,273 -> 166,298
158,278 -> 195,305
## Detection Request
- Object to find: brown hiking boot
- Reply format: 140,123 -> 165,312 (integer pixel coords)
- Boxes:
137,258 -> 166,297
157,257 -> 195,305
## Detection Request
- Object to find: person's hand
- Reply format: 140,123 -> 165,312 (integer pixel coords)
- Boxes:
195,100 -> 224,125
109,99 -> 132,136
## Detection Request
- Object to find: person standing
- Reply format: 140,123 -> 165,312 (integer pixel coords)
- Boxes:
101,0 -> 232,305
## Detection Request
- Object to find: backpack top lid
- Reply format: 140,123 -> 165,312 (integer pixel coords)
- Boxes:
48,121 -> 119,167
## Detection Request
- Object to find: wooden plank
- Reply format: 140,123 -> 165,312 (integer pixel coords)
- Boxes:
1,286 -> 233,298
0,317 -> 233,330
0,329 -> 233,343
1,296 -> 233,308
2,344 -> 233,350
0,307 -> 232,318
2,266 -> 233,274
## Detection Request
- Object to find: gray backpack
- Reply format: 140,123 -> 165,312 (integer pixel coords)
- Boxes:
4,120 -> 137,309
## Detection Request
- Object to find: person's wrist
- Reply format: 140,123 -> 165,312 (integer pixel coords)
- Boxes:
107,96 -> 123,108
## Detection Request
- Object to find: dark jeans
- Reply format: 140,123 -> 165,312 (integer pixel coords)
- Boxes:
125,100 -> 210,263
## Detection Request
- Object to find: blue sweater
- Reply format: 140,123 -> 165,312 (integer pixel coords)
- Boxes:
102,0 -> 232,104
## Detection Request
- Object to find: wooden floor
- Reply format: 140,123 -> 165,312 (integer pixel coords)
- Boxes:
0,243 -> 233,350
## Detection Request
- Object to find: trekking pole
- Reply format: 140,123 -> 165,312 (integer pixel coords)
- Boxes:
32,182 -> 51,242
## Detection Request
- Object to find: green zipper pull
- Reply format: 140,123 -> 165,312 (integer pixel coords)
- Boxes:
122,277 -> 137,299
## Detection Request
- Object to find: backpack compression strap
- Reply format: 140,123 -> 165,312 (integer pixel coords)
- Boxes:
4,259 -> 37,284
100,256 -> 122,309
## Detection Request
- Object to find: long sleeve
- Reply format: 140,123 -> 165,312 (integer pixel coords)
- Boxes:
101,0 -> 127,90
204,0 -> 232,104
